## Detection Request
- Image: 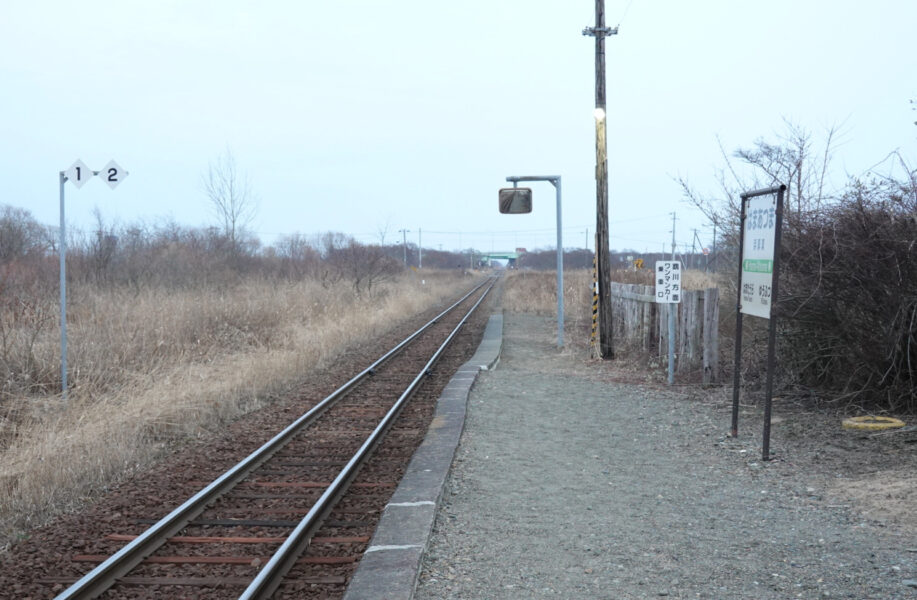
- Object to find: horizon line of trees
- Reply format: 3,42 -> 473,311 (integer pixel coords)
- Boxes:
1,206 -> 504,292
2,202 -> 725,278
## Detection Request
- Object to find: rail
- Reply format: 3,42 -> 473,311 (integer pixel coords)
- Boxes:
54,278 -> 495,600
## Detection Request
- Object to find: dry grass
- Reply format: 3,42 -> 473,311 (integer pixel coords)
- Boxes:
504,267 -> 719,317
504,267 -> 723,362
0,270 -> 468,547
502,269 -> 591,335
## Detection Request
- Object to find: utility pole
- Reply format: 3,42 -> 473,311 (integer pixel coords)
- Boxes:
670,212 -> 677,260
418,228 -> 422,269
399,228 -> 409,266
584,1 -> 618,359
693,228 -> 706,270
712,219 -> 718,273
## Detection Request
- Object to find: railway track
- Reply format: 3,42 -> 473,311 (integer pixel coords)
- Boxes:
44,278 -> 496,599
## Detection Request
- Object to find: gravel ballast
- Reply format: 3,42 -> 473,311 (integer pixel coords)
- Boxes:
414,313 -> 917,599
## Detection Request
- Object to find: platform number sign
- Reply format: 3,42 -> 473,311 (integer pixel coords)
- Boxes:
100,160 -> 127,189
64,159 -> 129,189
58,158 -> 128,400
655,261 -> 682,303
740,195 -> 777,319
64,159 -> 93,189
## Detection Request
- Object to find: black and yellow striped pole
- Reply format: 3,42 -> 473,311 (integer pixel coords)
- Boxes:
591,256 -> 599,356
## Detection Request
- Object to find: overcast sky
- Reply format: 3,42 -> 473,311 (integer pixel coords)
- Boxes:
3,1 -> 915,255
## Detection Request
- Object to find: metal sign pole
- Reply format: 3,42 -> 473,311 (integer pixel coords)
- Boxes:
58,159 -> 129,399
668,221 -> 676,385
761,186 -> 786,461
730,198 -> 748,438
59,171 -> 68,399
553,177 -> 563,350
668,306 -> 676,385
655,260 -> 681,385
505,175 -> 564,349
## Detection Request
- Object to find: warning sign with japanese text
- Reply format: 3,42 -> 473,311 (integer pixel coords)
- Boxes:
655,261 -> 682,304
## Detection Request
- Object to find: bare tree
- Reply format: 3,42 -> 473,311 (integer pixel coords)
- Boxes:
203,148 -> 257,254
0,204 -> 52,262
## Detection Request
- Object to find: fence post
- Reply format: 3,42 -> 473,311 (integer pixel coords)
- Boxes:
703,287 -> 720,384
642,284 -> 653,352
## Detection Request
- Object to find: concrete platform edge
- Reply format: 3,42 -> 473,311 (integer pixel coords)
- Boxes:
342,312 -> 503,600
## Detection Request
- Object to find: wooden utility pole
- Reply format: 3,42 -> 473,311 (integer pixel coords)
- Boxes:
584,2 -> 618,358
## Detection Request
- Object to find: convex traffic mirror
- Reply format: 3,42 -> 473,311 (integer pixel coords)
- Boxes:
498,187 -> 533,214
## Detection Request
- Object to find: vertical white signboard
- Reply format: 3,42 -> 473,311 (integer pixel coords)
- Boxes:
740,195 -> 777,318
655,261 -> 682,303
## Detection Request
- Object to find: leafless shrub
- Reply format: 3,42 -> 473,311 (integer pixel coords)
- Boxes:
0,206 -> 53,262
316,233 -> 402,297
0,206 -> 58,401
0,269 -> 57,400
779,177 -> 917,411
680,124 -> 917,412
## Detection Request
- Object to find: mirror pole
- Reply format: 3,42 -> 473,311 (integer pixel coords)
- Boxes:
554,177 -> 564,349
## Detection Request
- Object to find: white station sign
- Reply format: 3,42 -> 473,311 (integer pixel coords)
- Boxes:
740,195 -> 777,319
655,260 -> 682,304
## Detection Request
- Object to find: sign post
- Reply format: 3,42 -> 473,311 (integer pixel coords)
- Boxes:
730,184 -> 785,460
655,260 -> 682,385
59,159 -> 128,399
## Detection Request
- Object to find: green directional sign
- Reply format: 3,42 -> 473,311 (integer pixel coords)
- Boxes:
742,259 -> 773,274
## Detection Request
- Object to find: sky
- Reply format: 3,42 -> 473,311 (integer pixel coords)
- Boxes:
2,0 -> 915,255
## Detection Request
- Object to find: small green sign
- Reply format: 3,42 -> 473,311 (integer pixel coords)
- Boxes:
743,259 -> 773,273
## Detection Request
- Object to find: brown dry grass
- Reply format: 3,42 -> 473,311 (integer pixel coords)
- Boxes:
0,270 -> 468,547
504,267 -> 722,363
503,268 -> 719,317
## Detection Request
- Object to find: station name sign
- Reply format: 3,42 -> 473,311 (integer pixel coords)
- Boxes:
740,195 -> 777,319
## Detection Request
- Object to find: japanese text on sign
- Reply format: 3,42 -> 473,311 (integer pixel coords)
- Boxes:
655,261 -> 681,304
740,195 -> 777,319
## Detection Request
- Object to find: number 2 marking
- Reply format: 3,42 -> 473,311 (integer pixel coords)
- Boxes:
108,168 -> 118,182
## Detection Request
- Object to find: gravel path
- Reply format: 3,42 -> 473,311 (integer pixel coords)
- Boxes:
414,313 -> 917,599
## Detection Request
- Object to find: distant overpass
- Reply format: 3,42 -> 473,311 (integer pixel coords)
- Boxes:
475,251 -> 522,267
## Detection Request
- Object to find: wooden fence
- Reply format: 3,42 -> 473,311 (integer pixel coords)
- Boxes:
609,282 -> 720,384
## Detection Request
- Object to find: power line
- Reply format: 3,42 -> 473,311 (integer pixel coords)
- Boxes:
616,0 -> 638,27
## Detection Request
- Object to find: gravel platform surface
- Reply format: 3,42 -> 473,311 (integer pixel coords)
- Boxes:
415,313 -> 917,599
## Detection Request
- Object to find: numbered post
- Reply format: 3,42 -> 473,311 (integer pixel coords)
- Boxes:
59,159 -> 128,399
